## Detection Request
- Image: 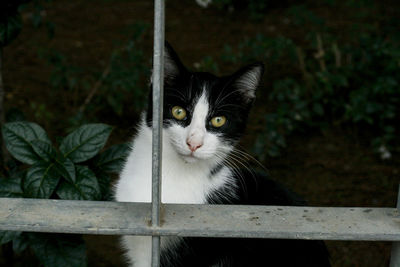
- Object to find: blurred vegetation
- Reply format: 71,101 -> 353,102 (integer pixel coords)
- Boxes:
240,32 -> 400,160
205,0 -> 283,20
1,1 -> 138,266
38,22 -> 150,129
198,1 -> 400,160
1,0 -> 53,173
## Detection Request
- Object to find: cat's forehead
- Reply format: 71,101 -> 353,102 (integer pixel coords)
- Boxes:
177,72 -> 230,104
189,72 -> 218,93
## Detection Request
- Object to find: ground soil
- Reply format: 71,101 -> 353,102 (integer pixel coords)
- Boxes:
1,0 -> 399,266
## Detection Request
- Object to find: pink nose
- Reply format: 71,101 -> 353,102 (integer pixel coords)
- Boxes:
186,140 -> 202,152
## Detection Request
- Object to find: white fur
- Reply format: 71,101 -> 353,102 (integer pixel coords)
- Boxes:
115,91 -> 235,267
234,65 -> 263,102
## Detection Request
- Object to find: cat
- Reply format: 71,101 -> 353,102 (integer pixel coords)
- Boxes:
114,42 -> 331,267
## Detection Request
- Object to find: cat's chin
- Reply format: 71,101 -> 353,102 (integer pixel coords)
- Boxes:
180,154 -> 200,164
178,151 -> 212,163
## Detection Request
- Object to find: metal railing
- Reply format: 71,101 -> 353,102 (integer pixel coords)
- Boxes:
1,1 -> 400,267
151,0 -> 165,264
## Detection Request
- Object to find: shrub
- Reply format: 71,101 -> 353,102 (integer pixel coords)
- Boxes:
223,32 -> 400,159
0,121 -> 129,266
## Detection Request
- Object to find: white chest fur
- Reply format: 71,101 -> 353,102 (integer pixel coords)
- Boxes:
115,122 -> 232,204
114,122 -> 233,267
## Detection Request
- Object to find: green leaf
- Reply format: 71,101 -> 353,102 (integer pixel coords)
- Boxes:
0,14 -> 22,47
57,166 -> 101,200
0,231 -> 21,245
24,161 -> 60,199
12,233 -> 29,253
313,103 -> 324,116
29,233 -> 87,267
31,139 -> 57,162
0,176 -> 23,198
59,124 -> 113,163
54,156 -> 76,183
31,139 -> 77,183
2,122 -> 51,164
92,143 -> 130,173
45,21 -> 55,39
95,171 -> 111,201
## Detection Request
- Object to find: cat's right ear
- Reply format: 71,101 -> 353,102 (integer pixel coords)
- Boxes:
150,41 -> 187,85
164,41 -> 186,79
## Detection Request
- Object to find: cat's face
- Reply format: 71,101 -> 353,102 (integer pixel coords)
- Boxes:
146,43 -> 264,164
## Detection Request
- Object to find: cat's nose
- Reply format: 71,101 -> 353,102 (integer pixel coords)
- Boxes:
186,139 -> 203,152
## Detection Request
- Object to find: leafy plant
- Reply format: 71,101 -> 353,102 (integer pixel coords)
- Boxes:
99,23 -> 149,116
0,1 -> 26,47
222,34 -> 297,65
40,22 -> 150,125
0,121 -> 129,266
193,55 -> 219,74
196,0 -> 283,20
222,26 -> 399,159
1,0 -> 53,173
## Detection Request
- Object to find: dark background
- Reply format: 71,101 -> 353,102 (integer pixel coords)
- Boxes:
1,0 -> 400,266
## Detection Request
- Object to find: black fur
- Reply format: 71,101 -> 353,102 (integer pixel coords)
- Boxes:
160,168 -> 331,267
146,42 -> 263,145
153,42 -> 331,267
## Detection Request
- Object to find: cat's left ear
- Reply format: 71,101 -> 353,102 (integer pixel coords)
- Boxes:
230,62 -> 264,103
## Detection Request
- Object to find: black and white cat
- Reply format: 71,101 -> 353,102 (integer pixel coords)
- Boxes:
115,43 -> 331,267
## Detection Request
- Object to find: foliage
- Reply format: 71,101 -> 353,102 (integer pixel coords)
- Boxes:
221,12 -> 400,160
0,1 -> 25,47
193,55 -> 219,73
196,0 -> 274,19
222,34 -> 297,65
0,0 -> 53,47
0,0 -> 54,174
100,23 -> 149,116
40,22 -> 149,123
0,121 -> 130,266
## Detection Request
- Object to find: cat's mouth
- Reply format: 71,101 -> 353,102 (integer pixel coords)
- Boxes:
181,154 -> 198,163
177,149 -> 213,163
179,151 -> 201,163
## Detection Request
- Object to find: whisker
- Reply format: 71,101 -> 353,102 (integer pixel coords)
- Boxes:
234,146 -> 268,173
226,152 -> 259,194
214,151 -> 249,199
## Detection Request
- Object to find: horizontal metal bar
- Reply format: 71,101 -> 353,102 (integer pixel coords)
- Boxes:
1,198 -> 400,241
390,184 -> 400,267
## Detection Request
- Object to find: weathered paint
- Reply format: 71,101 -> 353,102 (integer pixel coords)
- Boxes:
1,198 -> 400,241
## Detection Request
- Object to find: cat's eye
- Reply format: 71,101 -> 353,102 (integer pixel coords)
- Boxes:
171,106 -> 187,120
211,116 -> 226,128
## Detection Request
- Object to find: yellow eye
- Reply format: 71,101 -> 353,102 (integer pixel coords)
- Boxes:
171,106 -> 187,120
211,116 -> 226,127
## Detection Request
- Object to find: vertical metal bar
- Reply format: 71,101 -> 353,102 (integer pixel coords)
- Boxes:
151,0 -> 165,266
390,184 -> 400,267
0,47 -> 9,166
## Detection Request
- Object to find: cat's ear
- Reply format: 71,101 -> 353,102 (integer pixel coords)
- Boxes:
150,42 -> 187,85
164,41 -> 187,82
230,62 -> 264,103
